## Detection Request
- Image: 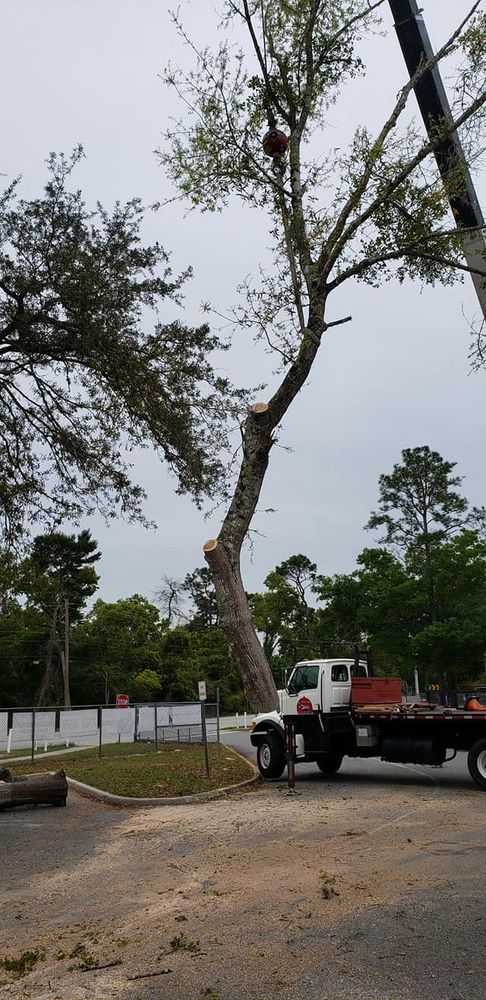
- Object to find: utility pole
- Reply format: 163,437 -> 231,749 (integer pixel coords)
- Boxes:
388,0 -> 486,321
63,597 -> 71,708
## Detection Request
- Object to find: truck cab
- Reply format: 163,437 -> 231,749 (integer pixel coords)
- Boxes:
251,658 -> 368,779
280,657 -> 369,716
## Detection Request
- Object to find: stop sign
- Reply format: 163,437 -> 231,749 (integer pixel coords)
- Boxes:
116,693 -> 129,708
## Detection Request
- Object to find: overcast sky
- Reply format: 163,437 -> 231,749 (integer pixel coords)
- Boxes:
2,1 -> 485,604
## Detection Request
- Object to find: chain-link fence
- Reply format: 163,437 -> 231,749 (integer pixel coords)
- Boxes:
0,699 -> 221,766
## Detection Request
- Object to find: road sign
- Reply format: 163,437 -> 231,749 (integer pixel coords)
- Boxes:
116,693 -> 130,708
198,681 -> 207,701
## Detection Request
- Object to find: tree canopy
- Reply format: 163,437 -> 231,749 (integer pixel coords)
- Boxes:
20,529 -> 100,705
366,446 -> 474,553
0,148 -> 244,543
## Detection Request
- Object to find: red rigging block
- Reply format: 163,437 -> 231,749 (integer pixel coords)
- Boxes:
351,676 -> 403,705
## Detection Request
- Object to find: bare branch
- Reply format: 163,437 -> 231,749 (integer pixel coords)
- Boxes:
318,1 -> 484,278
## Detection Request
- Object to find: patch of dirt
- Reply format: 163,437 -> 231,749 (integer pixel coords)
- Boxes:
1,775 -> 485,1000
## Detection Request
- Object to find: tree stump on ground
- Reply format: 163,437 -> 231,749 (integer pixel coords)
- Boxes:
0,770 -> 68,809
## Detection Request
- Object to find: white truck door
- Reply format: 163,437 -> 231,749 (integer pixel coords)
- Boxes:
328,663 -> 352,708
281,662 -> 321,715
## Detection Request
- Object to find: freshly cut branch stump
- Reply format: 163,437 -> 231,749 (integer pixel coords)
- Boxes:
0,770 -> 68,809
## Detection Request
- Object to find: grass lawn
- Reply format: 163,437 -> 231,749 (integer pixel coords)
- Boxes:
6,742 -> 255,798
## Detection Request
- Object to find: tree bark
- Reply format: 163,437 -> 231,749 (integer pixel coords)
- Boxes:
203,327 -> 325,713
36,603 -> 60,706
204,539 -> 279,711
0,770 -> 68,809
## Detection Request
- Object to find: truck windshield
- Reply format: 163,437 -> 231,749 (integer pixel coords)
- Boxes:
287,664 -> 319,694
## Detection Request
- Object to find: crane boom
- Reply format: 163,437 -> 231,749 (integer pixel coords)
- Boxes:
388,0 -> 486,320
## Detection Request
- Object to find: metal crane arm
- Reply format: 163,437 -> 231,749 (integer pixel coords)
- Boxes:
388,0 -> 486,319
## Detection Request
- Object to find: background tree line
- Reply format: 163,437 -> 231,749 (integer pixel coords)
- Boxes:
1,446 -> 485,708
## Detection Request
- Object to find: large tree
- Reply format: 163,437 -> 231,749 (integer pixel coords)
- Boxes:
317,532 -> 486,690
251,554 -> 319,679
161,1 -> 486,710
366,445 -> 485,621
20,529 -> 100,706
315,547 -> 429,679
0,149 -> 243,543
71,594 -> 166,704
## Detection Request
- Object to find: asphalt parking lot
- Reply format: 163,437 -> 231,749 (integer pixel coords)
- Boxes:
0,738 -> 485,1000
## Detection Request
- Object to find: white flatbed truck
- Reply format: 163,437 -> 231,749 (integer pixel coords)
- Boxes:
250,659 -> 486,791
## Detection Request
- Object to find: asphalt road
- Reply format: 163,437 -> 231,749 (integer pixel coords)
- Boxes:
1,732 -> 485,1000
0,735 -> 477,885
222,729 -> 476,793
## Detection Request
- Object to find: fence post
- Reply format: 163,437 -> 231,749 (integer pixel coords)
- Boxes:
201,701 -> 210,778
154,705 -> 158,751
134,705 -> 139,743
31,709 -> 36,764
98,706 -> 103,759
216,687 -> 221,762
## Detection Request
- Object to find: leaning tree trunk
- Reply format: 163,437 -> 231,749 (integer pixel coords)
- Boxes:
204,325 -> 325,713
204,537 -> 278,711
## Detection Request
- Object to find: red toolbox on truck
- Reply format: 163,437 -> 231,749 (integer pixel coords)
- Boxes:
351,676 -> 403,705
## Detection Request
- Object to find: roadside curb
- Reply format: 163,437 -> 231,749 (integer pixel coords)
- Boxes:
66,750 -> 261,806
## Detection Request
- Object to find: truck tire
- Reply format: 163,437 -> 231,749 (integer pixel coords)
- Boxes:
316,753 -> 343,776
467,738 -> 486,790
257,733 -> 286,779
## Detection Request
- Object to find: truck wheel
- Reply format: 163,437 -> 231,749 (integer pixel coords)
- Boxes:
467,738 -> 486,790
257,734 -> 286,779
317,753 -> 343,776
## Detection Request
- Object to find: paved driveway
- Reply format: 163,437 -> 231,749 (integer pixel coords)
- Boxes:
223,728 -> 476,791
0,738 -> 485,1000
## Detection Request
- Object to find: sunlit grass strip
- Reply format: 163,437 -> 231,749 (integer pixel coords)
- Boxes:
7,743 -> 254,798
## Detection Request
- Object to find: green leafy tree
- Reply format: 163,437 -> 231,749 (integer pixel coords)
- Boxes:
0,149 -> 244,543
130,668 -> 161,703
189,627 -> 244,710
71,595 -> 166,704
366,446 -> 485,622
316,531 -> 486,691
411,531 -> 486,688
0,550 -> 20,614
316,547 -> 427,679
162,1 -> 486,710
251,555 -> 319,681
0,604 -> 48,707
158,627 -> 198,701
20,529 -> 100,706
183,567 -> 220,629
251,571 -> 304,663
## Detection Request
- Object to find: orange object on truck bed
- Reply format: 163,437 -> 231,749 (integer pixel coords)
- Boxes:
351,676 -> 403,705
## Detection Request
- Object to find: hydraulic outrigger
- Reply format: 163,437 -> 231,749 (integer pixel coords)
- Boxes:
388,0 -> 486,320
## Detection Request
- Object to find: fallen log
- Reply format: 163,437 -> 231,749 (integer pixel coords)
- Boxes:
0,770 -> 68,809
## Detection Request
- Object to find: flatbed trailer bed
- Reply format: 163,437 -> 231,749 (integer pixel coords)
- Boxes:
280,703 -> 486,789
